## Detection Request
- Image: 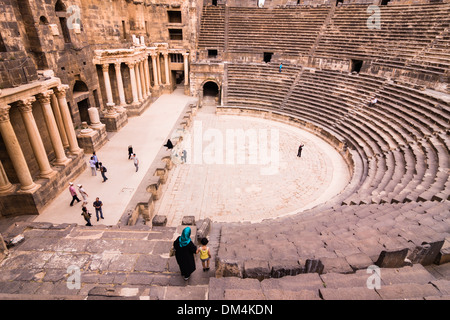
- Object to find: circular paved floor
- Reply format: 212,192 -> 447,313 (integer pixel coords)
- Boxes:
155,105 -> 351,226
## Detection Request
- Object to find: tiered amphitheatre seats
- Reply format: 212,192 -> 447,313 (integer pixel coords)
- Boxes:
224,65 -> 450,207
216,200 -> 450,276
227,7 -> 329,57
226,62 -> 301,109
198,5 -> 225,49
315,3 -> 450,76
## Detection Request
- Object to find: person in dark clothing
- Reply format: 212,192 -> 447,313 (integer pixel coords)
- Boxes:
128,145 -> 133,160
81,206 -> 92,226
297,143 -> 305,157
173,227 -> 197,280
164,139 -> 174,150
99,162 -> 108,182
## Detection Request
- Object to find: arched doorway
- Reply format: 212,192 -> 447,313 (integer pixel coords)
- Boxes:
202,81 -> 220,106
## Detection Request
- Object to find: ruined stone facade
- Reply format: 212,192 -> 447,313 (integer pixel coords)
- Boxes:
0,0 -> 202,217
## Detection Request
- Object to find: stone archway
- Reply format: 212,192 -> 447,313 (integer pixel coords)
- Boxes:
201,80 -> 220,106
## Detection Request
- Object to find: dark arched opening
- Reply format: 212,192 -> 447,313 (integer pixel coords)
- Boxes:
203,81 -> 219,97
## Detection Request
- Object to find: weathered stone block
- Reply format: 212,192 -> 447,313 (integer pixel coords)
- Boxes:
196,218 -> 211,243
375,248 -> 409,268
408,240 -> 445,266
152,215 -> 167,227
269,259 -> 303,278
304,258 -> 324,274
243,259 -> 270,281
182,216 -> 195,226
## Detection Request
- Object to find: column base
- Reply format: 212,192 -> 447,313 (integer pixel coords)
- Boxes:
77,125 -> 108,154
102,110 -> 128,132
53,157 -> 71,167
17,182 -> 41,194
0,183 -> 15,194
39,169 -> 58,180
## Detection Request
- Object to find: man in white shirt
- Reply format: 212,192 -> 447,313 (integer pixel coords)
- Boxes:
132,154 -> 139,172
89,156 -> 97,176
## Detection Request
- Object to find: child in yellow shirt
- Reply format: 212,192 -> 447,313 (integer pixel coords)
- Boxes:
197,238 -> 211,272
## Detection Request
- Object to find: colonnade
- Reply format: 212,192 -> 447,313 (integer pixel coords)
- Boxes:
0,84 -> 80,193
96,48 -> 190,110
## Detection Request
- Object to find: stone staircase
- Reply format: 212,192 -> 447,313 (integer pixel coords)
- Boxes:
0,220 -> 215,300
210,263 -> 450,300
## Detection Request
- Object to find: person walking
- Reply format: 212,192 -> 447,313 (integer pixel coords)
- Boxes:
197,238 -> 211,272
128,145 -> 134,160
81,206 -> 92,226
99,162 -> 108,182
78,184 -> 89,207
297,143 -> 304,158
173,227 -> 197,281
69,182 -> 81,206
132,153 -> 139,172
89,156 -> 97,176
93,197 -> 104,221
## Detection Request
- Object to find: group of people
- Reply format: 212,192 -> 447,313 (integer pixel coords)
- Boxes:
69,182 -> 104,226
88,151 -> 108,182
172,227 -> 212,281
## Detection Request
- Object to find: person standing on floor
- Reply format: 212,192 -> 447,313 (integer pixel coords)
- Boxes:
93,197 -> 104,221
279,63 -> 283,73
128,145 -> 134,160
297,143 -> 305,158
99,162 -> 108,182
78,184 -> 89,207
89,156 -> 97,176
69,182 -> 81,206
132,153 -> 139,172
173,227 -> 197,281
92,151 -> 99,170
197,238 -> 211,272
81,206 -> 92,226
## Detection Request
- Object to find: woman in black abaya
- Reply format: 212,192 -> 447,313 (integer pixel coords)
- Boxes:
173,227 -> 197,280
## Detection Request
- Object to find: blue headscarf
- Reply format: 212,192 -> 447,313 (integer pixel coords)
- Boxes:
179,227 -> 191,247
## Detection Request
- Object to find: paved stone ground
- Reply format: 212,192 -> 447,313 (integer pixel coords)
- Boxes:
0,221 -> 218,300
155,104 -> 350,226
33,87 -> 196,227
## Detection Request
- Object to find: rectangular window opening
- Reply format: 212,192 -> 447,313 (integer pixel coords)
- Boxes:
169,29 -> 183,41
168,11 -> 182,24
208,49 -> 218,58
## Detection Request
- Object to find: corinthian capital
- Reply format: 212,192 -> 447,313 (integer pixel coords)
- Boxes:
17,96 -> 37,113
0,105 -> 11,123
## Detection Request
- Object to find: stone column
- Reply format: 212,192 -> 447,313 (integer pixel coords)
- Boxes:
151,53 -> 159,88
102,63 -> 115,106
37,90 -> 70,166
144,56 -> 151,94
183,52 -> 189,86
163,52 -> 170,86
157,54 -> 162,86
135,61 -> 143,102
50,93 -> 69,149
0,160 -> 14,193
17,97 -> 55,179
126,62 -> 139,105
139,60 -> 147,98
0,106 -> 39,192
54,85 -> 82,154
114,62 -> 127,107
88,107 -> 104,129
